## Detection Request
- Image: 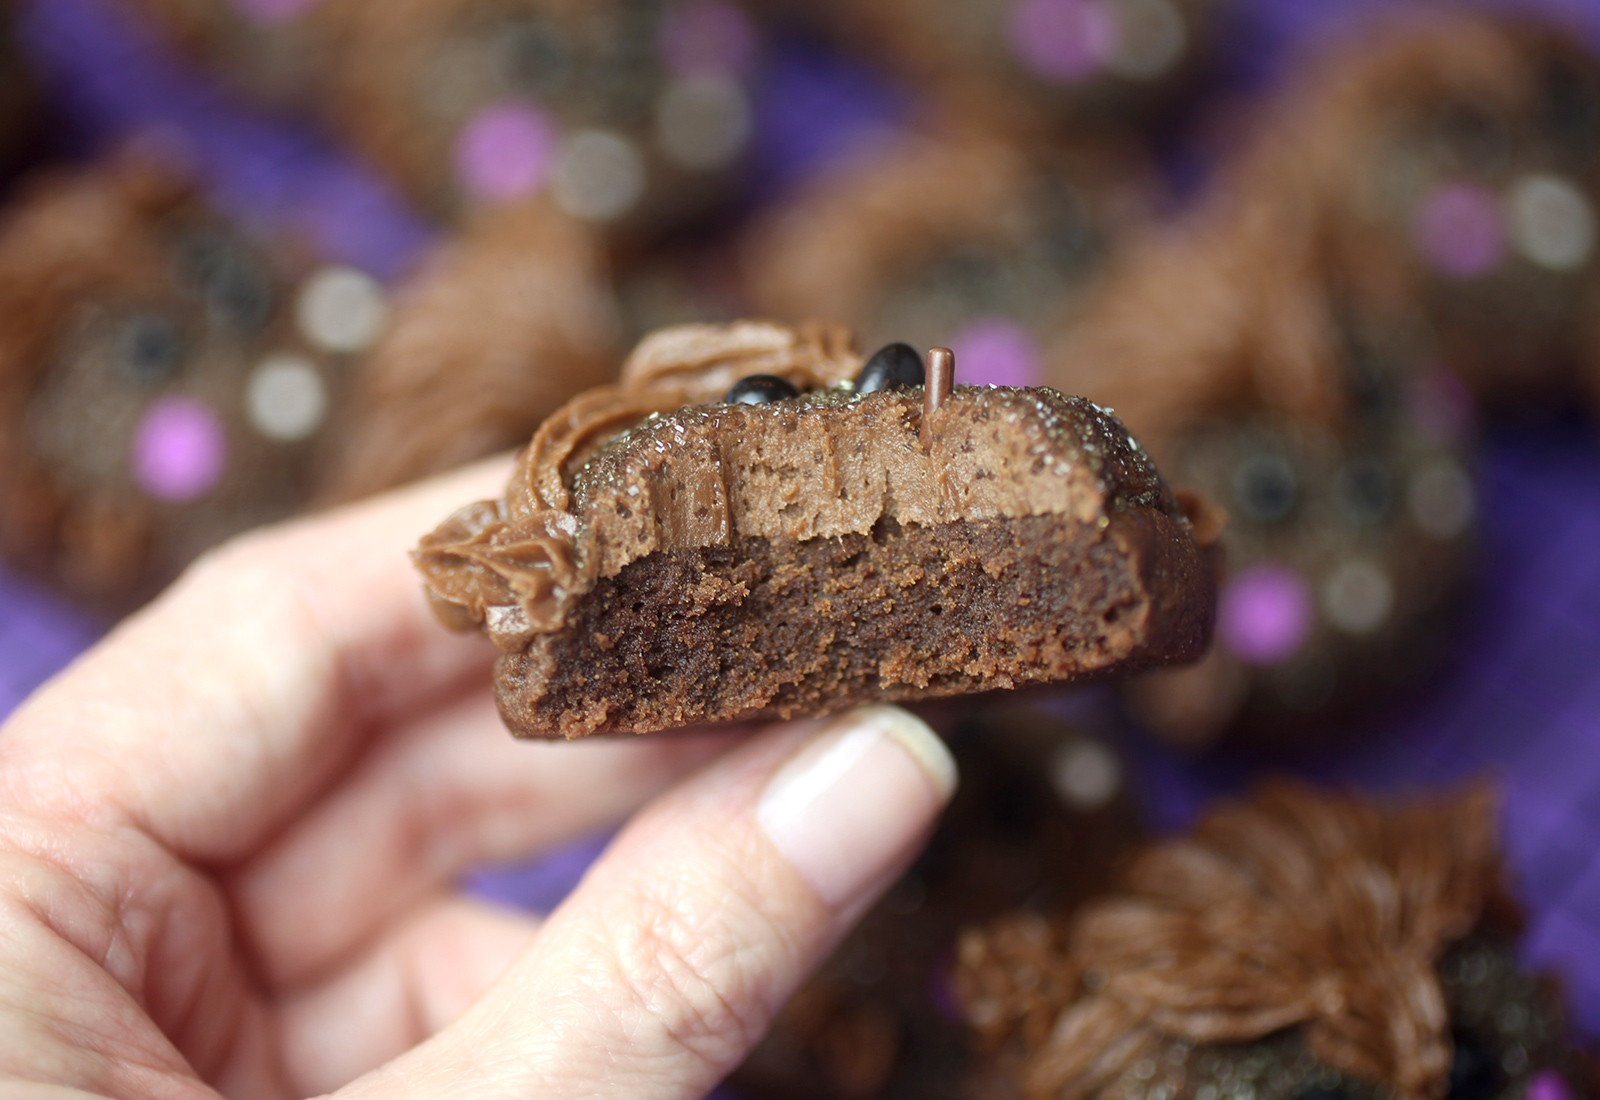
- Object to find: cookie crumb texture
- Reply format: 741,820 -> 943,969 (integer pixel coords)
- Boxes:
505,509 -> 1201,736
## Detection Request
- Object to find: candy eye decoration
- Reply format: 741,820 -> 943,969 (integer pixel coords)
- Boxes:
117,312 -> 184,381
724,373 -> 799,405
855,342 -> 926,394
1231,451 -> 1298,524
1447,1032 -> 1505,1100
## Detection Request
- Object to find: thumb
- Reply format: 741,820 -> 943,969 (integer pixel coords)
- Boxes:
334,706 -> 957,1100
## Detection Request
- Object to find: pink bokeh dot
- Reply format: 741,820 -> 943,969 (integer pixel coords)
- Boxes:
1219,563 -> 1313,666
949,317 -> 1041,389
660,0 -> 760,79
1412,182 -> 1506,279
1528,1072 -> 1575,1100
1007,0 -> 1120,84
132,397 -> 227,502
453,101 -> 557,205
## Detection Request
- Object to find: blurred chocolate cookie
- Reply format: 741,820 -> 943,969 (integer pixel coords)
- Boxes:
744,125 -> 1151,388
318,0 -> 763,234
0,155 -> 618,610
957,783 -> 1589,1100
0,155 -> 368,607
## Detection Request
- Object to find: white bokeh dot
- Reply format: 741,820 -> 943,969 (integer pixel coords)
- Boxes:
1507,174 -> 1596,272
553,130 -> 646,223
1321,559 -> 1394,636
1050,738 -> 1123,812
247,354 -> 328,442
295,265 -> 389,354
656,76 -> 752,171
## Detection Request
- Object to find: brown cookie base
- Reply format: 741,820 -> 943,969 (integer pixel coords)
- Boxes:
496,508 -> 1214,738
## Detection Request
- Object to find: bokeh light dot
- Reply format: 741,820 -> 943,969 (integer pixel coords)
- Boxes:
1219,563 -> 1313,665
656,76 -> 752,171
247,354 -> 328,442
949,317 -> 1041,388
453,100 -> 557,206
1008,0 -> 1120,84
553,130 -> 646,222
1508,173 -> 1596,272
296,265 -> 388,354
132,397 -> 227,502
1412,182 -> 1506,278
1321,559 -> 1394,636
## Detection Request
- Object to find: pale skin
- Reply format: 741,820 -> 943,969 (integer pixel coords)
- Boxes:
0,459 -> 956,1100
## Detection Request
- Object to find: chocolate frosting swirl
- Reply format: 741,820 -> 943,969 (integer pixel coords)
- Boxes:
415,321 -> 861,647
957,783 -> 1515,1100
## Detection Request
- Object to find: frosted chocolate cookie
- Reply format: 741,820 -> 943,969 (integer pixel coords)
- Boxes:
0,156 -> 371,608
317,0 -> 763,232
743,126 -> 1150,390
415,321 -> 1217,738
957,783 -> 1589,1100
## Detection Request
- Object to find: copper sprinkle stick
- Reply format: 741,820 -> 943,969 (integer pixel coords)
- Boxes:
922,346 -> 954,451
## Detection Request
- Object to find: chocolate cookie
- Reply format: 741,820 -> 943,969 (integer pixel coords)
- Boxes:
957,783 -> 1590,1100
415,321 -> 1217,738
743,125 -> 1150,389
318,0 -> 762,232
0,155 -> 369,608
734,699 -> 1141,1100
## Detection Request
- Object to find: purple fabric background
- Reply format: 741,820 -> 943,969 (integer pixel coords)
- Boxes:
6,0 -> 1600,1052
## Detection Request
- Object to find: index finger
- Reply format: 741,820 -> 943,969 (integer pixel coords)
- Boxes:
0,456 -> 513,864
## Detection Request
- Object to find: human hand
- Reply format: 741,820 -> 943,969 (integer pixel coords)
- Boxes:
0,459 -> 957,1099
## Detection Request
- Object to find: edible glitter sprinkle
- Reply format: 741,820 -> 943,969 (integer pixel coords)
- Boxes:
132,397 -> 227,502
1218,564 -> 1313,665
660,0 -> 760,79
247,354 -> 328,442
1008,0 -> 1120,84
949,317 -> 1041,388
1412,182 -> 1506,278
453,100 -> 557,205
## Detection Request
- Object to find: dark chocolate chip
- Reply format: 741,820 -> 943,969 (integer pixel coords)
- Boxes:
1448,1032 -> 1505,1100
118,313 -> 184,380
725,373 -> 799,405
856,342 -> 925,394
1232,452 -> 1298,524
